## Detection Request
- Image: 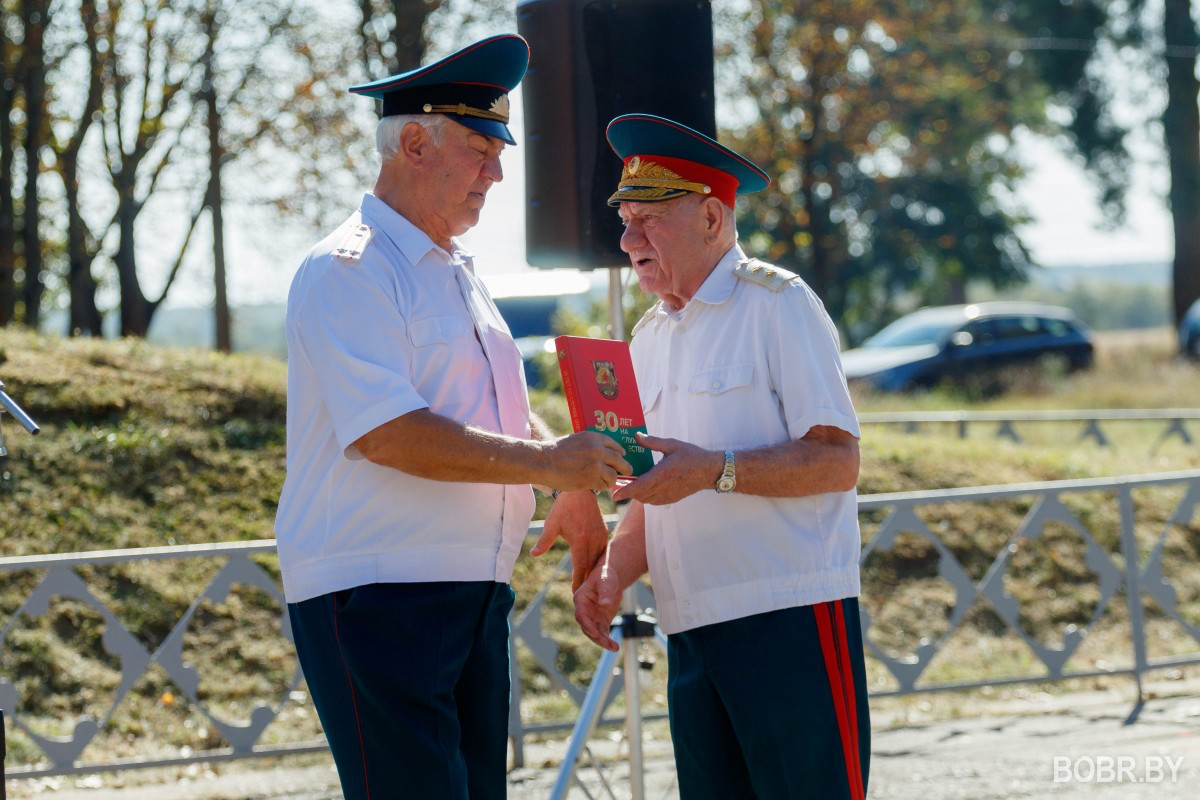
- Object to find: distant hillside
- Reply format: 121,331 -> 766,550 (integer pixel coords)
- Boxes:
1028,261 -> 1170,290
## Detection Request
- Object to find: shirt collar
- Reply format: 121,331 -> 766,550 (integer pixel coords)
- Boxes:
657,244 -> 746,324
690,243 -> 746,307
359,193 -> 464,268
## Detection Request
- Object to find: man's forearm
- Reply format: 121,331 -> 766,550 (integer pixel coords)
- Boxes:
354,409 -> 549,484
606,500 -> 649,589
614,426 -> 859,506
733,427 -> 859,497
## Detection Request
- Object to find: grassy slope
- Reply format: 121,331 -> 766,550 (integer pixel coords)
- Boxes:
0,328 -> 1197,762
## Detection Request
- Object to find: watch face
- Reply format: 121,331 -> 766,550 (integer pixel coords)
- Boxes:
717,476 -> 736,493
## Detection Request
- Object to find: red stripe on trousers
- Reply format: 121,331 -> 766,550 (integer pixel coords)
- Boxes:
333,594 -> 373,800
834,601 -> 866,800
814,601 -> 864,800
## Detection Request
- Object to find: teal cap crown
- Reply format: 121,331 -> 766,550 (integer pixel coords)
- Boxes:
350,34 -> 529,145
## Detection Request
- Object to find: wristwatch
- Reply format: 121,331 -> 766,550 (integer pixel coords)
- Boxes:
715,450 -> 736,493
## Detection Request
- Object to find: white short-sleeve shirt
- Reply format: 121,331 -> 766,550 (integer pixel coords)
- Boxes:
630,245 -> 862,635
275,193 -> 535,603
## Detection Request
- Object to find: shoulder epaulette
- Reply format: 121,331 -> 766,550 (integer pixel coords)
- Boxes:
631,301 -> 662,336
333,224 -> 374,263
733,258 -> 798,292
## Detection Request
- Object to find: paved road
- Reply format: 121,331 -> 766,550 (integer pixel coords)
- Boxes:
8,690 -> 1198,799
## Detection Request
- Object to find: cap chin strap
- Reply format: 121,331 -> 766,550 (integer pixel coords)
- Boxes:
421,102 -> 509,123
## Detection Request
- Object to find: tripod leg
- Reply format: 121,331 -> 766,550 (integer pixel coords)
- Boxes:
549,627 -> 625,800
621,592 -> 645,800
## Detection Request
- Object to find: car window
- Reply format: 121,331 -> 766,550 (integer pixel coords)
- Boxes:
1040,317 -> 1072,338
863,316 -> 961,347
990,316 -> 1041,341
962,319 -> 998,345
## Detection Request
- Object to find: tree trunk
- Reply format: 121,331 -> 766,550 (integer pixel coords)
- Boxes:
64,151 -> 103,336
115,191 -> 150,336
1164,0 -> 1200,335
20,0 -> 49,328
61,0 -> 104,336
0,7 -> 17,325
204,11 -> 231,352
389,0 -> 432,70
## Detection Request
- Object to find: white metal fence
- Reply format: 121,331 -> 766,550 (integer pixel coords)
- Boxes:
2,470 -> 1199,777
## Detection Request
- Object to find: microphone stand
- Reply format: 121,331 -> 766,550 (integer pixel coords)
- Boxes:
0,379 -> 39,800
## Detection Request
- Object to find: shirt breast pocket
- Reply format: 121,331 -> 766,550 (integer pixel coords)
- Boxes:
688,363 -> 754,396
687,363 -> 755,447
408,315 -> 471,348
407,315 -> 478,403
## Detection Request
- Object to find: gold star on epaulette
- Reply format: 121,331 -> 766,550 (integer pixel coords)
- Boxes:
733,259 -> 798,292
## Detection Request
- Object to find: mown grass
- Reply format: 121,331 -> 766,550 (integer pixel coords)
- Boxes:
0,327 -> 1197,767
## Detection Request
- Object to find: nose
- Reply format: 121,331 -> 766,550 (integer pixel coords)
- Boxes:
483,153 -> 503,183
620,220 -> 644,253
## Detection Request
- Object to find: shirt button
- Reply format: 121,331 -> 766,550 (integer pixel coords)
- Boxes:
682,600 -> 691,609
670,561 -> 680,570
671,384 -> 679,392
676,324 -> 686,333
711,381 -> 721,390
684,615 -> 694,625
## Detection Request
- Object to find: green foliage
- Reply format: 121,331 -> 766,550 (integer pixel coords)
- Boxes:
725,0 -> 1048,341
999,0 -> 1137,223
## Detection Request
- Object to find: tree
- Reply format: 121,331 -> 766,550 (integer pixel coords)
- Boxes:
1161,0 -> 1200,331
0,2 -> 20,324
1005,0 -> 1200,342
1,0 -> 516,343
94,0 -> 204,336
358,0 -> 513,75
49,0 -> 105,336
728,0 -> 1044,339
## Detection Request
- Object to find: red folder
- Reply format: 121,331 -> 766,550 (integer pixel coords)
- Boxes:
555,335 -> 653,480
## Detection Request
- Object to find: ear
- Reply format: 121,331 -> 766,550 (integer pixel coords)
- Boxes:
701,196 -> 726,242
399,121 -> 434,165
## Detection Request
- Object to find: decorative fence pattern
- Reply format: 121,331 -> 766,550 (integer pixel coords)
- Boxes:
2,469 -> 1199,778
859,409 -> 1200,448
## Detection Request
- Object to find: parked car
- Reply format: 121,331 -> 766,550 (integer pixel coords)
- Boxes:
841,302 -> 1094,392
1180,298 -> 1200,360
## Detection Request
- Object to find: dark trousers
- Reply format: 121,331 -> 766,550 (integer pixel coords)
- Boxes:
667,598 -> 871,800
288,581 -> 515,800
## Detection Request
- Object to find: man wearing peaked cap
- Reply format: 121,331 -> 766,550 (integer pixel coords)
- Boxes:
573,115 -> 871,800
275,35 -> 630,800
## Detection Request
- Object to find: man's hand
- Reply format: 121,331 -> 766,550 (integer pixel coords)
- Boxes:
573,556 -> 622,651
531,490 -> 610,591
611,433 -> 721,505
542,432 -> 632,492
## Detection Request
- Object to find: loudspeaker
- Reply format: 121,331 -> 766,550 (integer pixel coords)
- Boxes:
517,0 -> 715,269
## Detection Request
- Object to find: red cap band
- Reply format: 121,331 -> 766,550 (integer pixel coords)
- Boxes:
626,154 -> 740,208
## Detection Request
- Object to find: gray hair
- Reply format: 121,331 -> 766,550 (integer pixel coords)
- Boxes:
376,113 -> 452,161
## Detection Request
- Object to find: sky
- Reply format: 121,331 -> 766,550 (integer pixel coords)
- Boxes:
165,84 -> 1176,309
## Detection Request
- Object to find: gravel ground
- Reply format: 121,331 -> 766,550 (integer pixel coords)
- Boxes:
8,689 -> 1198,799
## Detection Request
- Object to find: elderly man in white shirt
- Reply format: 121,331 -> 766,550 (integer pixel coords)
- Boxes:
573,114 -> 870,800
276,36 -> 629,800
